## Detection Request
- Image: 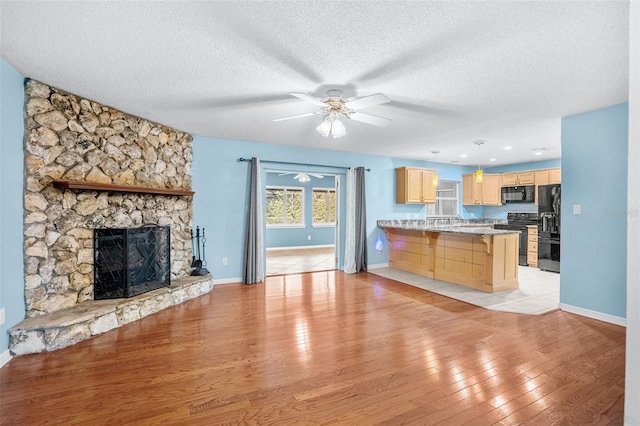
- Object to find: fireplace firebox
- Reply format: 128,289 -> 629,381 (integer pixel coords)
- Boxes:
94,225 -> 171,299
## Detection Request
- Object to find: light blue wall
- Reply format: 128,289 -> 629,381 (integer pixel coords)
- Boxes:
560,103 -> 628,318
265,172 -> 336,248
486,158 -> 562,174
1,58 -> 26,352
191,136 -> 472,278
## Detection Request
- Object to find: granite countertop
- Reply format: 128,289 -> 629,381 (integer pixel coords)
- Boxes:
377,219 -> 519,236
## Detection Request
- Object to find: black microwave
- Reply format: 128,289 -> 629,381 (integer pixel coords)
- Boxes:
501,185 -> 535,203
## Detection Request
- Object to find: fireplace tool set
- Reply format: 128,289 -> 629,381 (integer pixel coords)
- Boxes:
190,226 -> 210,276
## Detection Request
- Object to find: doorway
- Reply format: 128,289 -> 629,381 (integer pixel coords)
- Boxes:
264,170 -> 339,276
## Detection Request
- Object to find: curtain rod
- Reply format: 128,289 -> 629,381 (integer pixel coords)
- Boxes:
238,157 -> 370,172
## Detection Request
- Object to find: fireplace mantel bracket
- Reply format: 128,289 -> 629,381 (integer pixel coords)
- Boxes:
51,180 -> 195,197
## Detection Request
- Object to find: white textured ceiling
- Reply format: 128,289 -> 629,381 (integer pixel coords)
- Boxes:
0,1 -> 629,166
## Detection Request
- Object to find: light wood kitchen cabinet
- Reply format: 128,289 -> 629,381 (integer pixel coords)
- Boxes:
462,173 -> 502,206
396,167 -> 437,204
501,171 -> 535,186
534,168 -> 561,204
384,227 -> 519,292
527,225 -> 538,267
534,170 -> 550,186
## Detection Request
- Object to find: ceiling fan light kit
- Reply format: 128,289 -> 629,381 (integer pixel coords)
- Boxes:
316,115 -> 346,138
276,89 -> 392,138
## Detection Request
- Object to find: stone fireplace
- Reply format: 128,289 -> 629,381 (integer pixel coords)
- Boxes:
94,225 -> 171,299
22,79 -> 194,317
8,80 -> 214,356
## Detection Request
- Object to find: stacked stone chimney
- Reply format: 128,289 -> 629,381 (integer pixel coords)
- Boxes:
23,80 -> 194,318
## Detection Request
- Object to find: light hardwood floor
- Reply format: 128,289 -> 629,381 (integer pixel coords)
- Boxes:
0,271 -> 625,425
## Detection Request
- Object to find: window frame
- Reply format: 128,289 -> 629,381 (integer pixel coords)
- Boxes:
427,180 -> 460,217
265,185 -> 305,228
311,187 -> 337,227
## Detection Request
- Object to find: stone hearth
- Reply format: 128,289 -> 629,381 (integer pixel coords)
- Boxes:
9,275 -> 214,356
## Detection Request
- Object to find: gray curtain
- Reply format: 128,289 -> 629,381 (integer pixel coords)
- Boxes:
243,157 -> 264,284
354,166 -> 367,272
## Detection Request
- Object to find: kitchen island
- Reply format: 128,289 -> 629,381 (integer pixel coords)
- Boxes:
377,220 -> 520,293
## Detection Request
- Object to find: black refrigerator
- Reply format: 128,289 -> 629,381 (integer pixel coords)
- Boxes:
538,184 -> 561,272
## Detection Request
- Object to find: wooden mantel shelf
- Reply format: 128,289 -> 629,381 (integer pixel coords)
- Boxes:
51,180 -> 195,197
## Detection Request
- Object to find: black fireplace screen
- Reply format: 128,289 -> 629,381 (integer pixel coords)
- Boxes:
94,225 -> 171,299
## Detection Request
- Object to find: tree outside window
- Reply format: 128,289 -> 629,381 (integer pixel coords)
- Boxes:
312,188 -> 336,225
266,187 -> 304,226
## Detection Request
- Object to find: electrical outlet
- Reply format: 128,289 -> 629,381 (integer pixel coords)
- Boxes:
222,258 -> 228,265
308,235 -> 311,240
0,308 -> 5,326
573,204 -> 581,215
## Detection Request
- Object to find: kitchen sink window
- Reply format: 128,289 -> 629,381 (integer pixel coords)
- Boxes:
266,186 -> 304,227
427,180 -> 459,216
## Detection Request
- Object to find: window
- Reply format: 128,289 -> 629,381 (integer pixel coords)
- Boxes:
312,188 -> 336,225
427,180 -> 459,216
266,187 -> 304,226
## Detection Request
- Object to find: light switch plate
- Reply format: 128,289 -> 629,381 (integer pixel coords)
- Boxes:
573,204 -> 581,215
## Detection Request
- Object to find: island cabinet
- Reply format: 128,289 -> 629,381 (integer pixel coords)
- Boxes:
387,229 -> 437,277
385,227 -> 519,293
501,171 -> 535,186
462,173 -> 501,206
396,167 -> 437,204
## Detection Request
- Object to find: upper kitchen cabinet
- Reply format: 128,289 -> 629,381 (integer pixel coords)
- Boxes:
534,170 -> 550,186
534,168 -> 561,204
396,167 -> 437,204
501,171 -> 535,186
462,173 -> 501,206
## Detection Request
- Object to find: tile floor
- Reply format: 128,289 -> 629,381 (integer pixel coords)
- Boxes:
266,246 -> 336,276
369,266 -> 560,315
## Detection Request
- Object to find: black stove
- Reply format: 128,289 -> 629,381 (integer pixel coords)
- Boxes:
493,213 -> 539,266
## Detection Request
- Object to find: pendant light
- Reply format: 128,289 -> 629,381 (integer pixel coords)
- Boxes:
473,140 -> 485,183
430,150 -> 440,187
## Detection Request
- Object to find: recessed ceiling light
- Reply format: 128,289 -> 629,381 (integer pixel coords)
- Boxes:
534,151 -> 543,156
503,146 -> 512,150
489,158 -> 497,162
460,154 -> 467,158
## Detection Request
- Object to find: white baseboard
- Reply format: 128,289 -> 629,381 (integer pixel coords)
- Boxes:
180,276 -> 241,285
559,303 -> 627,327
368,263 -> 389,270
0,349 -> 12,369
267,245 -> 335,251
212,277 -> 242,285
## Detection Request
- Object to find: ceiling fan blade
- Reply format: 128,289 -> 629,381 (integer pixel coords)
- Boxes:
344,93 -> 390,110
349,112 -> 392,127
273,112 -> 317,122
290,92 -> 326,107
309,173 -> 324,179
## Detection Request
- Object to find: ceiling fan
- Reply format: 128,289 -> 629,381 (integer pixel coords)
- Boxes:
273,89 -> 392,138
278,172 -> 323,183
